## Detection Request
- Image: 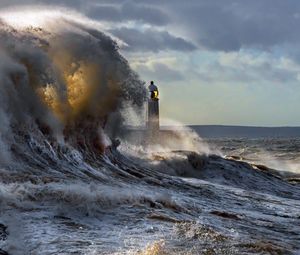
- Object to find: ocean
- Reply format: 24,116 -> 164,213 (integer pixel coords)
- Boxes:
0,12 -> 299,255
1,127 -> 299,254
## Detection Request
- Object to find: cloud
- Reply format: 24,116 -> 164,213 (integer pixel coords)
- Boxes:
0,1 -> 169,26
163,0 -> 300,52
1,0 -> 300,125
108,27 -> 197,52
2,0 -> 300,53
0,0 -> 83,8
86,2 -> 169,26
94,0 -> 300,52
134,62 -> 184,82
191,51 -> 300,85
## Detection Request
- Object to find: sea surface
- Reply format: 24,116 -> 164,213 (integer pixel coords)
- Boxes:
1,132 -> 299,255
0,13 -> 299,255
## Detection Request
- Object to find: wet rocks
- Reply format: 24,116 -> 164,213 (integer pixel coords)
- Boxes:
0,224 -> 8,241
138,240 -> 166,255
237,241 -> 287,255
0,249 -> 9,255
175,222 -> 228,242
147,213 -> 181,223
210,211 -> 241,220
187,152 -> 208,170
0,224 -> 9,255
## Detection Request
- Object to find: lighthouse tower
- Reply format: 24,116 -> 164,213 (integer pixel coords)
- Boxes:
147,81 -> 159,136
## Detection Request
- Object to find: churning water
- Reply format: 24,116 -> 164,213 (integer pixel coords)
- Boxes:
0,9 -> 299,255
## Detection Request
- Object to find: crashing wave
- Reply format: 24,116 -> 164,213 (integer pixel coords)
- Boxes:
0,9 -> 299,255
0,11 -> 146,170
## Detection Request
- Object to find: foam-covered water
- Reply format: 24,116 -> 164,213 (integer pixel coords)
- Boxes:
0,9 -> 299,255
208,137 -> 300,175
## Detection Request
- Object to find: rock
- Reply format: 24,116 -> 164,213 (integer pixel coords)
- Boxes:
0,224 -> 8,241
0,249 -> 9,255
0,224 -> 9,255
210,211 -> 241,220
147,213 -> 181,223
187,152 -> 207,170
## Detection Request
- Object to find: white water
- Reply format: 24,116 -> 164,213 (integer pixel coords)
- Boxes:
0,9 -> 299,255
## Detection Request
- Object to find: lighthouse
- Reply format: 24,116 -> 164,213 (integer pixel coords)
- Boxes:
147,81 -> 159,135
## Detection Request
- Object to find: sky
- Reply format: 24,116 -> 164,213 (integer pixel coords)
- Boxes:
1,0 -> 300,126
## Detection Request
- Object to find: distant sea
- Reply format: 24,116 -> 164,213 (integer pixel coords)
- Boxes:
187,125 -> 300,138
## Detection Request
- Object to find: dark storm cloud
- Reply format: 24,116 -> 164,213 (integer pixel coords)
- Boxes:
0,0 -> 169,26
86,2 -> 169,26
2,0 -> 300,52
0,0 -> 73,7
168,0 -> 300,51
83,0 -> 300,52
0,0 -> 84,10
0,0 -> 35,8
108,27 -> 197,52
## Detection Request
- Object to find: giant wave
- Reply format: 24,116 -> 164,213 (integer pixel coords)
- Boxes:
0,9 -> 299,255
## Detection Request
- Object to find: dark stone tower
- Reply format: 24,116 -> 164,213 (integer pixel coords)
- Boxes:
148,97 -> 159,131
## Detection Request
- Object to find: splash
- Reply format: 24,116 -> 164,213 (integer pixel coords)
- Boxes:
0,7 -> 103,30
0,8 -> 298,255
0,8 -> 146,154
138,240 -> 166,255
